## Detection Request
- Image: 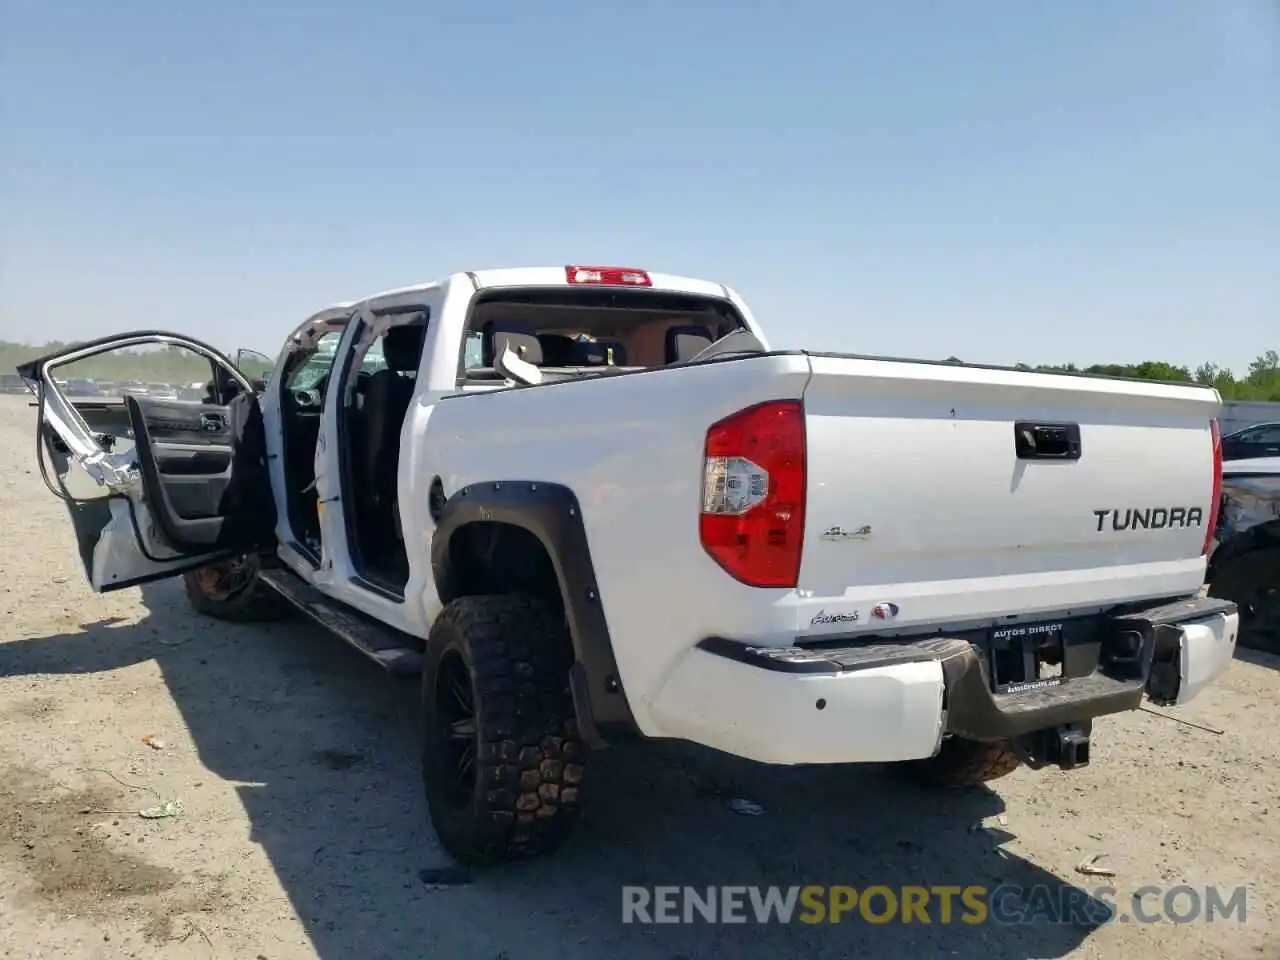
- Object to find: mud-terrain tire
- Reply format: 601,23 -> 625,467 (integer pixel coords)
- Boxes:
898,736 -> 1022,788
1208,547 -> 1280,654
182,554 -> 286,622
421,594 -> 585,865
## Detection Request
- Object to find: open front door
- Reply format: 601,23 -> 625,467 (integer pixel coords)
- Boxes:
17,331 -> 277,593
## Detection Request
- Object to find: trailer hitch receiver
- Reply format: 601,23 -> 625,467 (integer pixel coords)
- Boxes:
1018,722 -> 1092,771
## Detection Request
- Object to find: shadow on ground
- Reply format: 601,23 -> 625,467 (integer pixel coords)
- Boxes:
1235,645 -> 1280,671
0,580 -> 1106,960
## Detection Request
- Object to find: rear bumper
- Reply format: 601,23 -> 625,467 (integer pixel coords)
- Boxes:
648,596 -> 1239,765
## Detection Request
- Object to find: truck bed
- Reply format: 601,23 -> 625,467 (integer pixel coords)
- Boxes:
418,347 -> 1222,737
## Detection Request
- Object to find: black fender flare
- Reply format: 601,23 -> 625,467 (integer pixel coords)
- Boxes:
430,480 -> 638,746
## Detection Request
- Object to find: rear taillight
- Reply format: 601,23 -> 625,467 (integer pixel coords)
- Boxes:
699,400 -> 806,588
1203,420 -> 1223,556
565,265 -> 652,287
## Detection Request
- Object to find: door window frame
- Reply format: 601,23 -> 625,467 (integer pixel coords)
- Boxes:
26,332 -> 253,492
329,300 -> 432,600
20,331 -> 261,592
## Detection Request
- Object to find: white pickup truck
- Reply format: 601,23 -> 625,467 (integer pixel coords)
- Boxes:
19,264 -> 1239,866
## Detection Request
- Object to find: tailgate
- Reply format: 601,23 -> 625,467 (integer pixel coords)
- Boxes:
797,354 -> 1221,628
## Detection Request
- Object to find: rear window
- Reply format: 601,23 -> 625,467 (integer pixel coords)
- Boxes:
459,286 -> 746,382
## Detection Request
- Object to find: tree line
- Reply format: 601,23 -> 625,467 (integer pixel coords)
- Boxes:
5,338 -> 1280,402
936,352 -> 1280,402
0,341 -> 245,384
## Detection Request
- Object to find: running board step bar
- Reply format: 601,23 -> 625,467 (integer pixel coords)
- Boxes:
257,569 -> 424,677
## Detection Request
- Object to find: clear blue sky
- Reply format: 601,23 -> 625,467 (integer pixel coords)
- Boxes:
1,0 -> 1276,374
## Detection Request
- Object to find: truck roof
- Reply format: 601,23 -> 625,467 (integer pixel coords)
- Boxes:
299,301 -> 358,326
288,268 -> 740,344
354,266 -> 734,307
286,300 -> 359,347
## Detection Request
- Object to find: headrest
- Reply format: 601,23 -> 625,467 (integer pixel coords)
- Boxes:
664,324 -> 713,364
581,340 -> 628,366
383,324 -> 426,372
483,322 -> 543,366
536,334 -> 581,366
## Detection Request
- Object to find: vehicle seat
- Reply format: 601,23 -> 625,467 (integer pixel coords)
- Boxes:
359,324 -> 425,524
482,322 -> 543,366
664,325 -> 714,363
581,340 -> 628,366
536,334 -> 581,366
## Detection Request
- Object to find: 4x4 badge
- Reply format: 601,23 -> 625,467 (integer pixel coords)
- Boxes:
821,524 -> 871,541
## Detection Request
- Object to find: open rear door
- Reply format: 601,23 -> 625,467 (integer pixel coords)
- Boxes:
17,331 -> 277,592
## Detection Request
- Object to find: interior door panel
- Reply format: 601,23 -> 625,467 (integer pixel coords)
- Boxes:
125,393 -> 275,553
50,393 -> 271,555
56,398 -> 237,522
132,398 -> 236,522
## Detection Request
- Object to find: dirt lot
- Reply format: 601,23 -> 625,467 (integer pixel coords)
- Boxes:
0,393 -> 1276,959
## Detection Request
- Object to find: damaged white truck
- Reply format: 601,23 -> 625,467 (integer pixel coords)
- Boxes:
1206,455 -> 1280,654
19,265 -> 1239,865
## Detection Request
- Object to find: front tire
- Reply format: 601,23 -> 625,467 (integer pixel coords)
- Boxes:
1207,548 -> 1280,654
182,554 -> 286,622
421,594 -> 585,865
897,736 -> 1022,788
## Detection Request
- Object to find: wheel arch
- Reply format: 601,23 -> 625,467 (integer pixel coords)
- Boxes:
429,480 -> 638,746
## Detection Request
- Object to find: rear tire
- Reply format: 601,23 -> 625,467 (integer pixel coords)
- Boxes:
898,736 -> 1022,788
421,594 -> 585,865
1207,547 -> 1280,654
182,554 -> 286,623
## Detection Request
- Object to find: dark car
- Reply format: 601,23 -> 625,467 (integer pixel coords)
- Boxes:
1221,421 -> 1280,461
0,372 -> 28,394
65,378 -> 101,397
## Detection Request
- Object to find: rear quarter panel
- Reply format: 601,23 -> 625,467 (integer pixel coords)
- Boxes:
408,354 -> 811,736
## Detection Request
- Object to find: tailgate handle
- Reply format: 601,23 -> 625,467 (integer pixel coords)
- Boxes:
1015,421 -> 1081,461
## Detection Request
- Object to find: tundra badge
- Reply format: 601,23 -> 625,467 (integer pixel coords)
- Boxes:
1092,507 -> 1204,532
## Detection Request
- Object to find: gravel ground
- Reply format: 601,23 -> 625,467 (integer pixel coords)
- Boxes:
0,393 -> 1276,960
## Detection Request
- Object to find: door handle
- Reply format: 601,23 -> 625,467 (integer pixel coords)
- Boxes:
1014,421 -> 1081,461
200,413 -> 226,432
